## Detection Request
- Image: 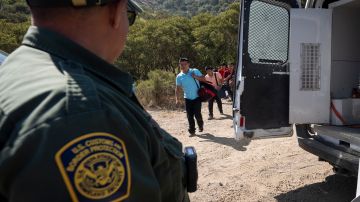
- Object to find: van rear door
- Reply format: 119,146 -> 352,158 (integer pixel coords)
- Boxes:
233,0 -> 294,140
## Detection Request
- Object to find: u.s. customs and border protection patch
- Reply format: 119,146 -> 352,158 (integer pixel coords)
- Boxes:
55,133 -> 131,202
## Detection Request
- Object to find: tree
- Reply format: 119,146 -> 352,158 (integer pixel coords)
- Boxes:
191,2 -> 239,67
137,0 -> 240,17
118,2 -> 240,79
0,20 -> 30,52
0,0 -> 30,52
0,0 -> 30,23
0,0 -> 241,82
118,16 -> 196,80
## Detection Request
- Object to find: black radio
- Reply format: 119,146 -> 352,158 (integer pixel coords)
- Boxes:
184,146 -> 198,192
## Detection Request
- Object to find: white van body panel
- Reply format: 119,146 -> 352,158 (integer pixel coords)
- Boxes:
289,9 -> 332,124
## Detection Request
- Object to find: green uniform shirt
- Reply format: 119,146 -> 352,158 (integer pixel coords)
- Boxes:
0,26 -> 190,202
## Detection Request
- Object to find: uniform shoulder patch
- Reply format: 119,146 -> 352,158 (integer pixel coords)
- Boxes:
55,133 -> 131,202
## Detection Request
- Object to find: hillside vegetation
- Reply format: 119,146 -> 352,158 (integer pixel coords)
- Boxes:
137,0 -> 239,16
1,1 -> 240,78
119,3 -> 239,80
0,1 -> 30,52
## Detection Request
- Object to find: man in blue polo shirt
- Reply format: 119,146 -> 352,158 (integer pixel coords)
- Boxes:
175,58 -> 207,136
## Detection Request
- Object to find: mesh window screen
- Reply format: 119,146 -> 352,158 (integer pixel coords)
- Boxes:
300,43 -> 321,91
248,0 -> 289,64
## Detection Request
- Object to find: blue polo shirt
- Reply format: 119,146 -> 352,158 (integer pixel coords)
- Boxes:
176,68 -> 203,100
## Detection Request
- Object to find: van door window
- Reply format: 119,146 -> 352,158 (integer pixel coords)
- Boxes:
248,1 -> 289,64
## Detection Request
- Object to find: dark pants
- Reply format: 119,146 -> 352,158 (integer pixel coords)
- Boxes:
185,98 -> 203,133
222,84 -> 233,100
208,95 -> 223,116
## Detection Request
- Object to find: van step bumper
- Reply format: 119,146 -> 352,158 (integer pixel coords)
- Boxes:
296,125 -> 359,176
313,125 -> 360,146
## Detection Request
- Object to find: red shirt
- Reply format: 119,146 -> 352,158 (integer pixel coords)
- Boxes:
218,67 -> 226,78
223,69 -> 231,78
219,67 -> 231,78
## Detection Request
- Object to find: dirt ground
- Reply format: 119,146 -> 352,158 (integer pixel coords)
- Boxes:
148,100 -> 358,202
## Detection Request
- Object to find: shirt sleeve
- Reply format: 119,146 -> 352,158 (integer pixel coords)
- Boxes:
0,108 -> 185,202
194,69 -> 203,77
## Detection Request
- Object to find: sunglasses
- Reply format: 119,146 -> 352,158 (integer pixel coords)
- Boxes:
127,10 -> 137,26
127,0 -> 140,26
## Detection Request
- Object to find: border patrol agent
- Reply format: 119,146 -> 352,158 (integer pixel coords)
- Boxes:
0,0 -> 195,201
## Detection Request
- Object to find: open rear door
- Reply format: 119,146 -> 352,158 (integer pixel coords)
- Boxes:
233,0 -> 294,140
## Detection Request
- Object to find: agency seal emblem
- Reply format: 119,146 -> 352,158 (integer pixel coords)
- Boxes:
55,133 -> 131,202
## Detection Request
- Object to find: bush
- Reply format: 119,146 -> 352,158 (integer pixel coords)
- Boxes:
136,69 -> 183,109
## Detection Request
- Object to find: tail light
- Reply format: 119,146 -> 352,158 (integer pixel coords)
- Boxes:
240,116 -> 245,127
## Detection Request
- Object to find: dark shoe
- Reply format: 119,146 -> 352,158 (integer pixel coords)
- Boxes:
188,129 -> 196,136
199,127 -> 203,132
208,116 -> 214,120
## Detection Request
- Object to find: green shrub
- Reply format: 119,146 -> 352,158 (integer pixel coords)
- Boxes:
136,69 -> 182,109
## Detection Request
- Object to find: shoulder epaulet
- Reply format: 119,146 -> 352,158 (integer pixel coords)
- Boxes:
58,60 -> 102,115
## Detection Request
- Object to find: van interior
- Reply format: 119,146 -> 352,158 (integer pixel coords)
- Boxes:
329,0 -> 360,126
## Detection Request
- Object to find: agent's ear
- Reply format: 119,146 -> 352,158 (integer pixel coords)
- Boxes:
111,0 -> 127,29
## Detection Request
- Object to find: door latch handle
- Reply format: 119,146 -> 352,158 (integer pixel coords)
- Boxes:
233,108 -> 240,112
272,72 -> 289,75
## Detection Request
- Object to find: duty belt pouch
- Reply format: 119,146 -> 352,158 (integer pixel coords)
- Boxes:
184,146 -> 198,192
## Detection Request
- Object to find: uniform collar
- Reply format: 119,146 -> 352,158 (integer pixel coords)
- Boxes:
22,26 -> 134,97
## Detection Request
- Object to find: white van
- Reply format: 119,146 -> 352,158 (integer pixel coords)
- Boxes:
233,0 -> 360,177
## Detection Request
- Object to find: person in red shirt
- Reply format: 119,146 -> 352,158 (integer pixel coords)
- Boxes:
223,64 -> 235,101
218,63 -> 227,78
